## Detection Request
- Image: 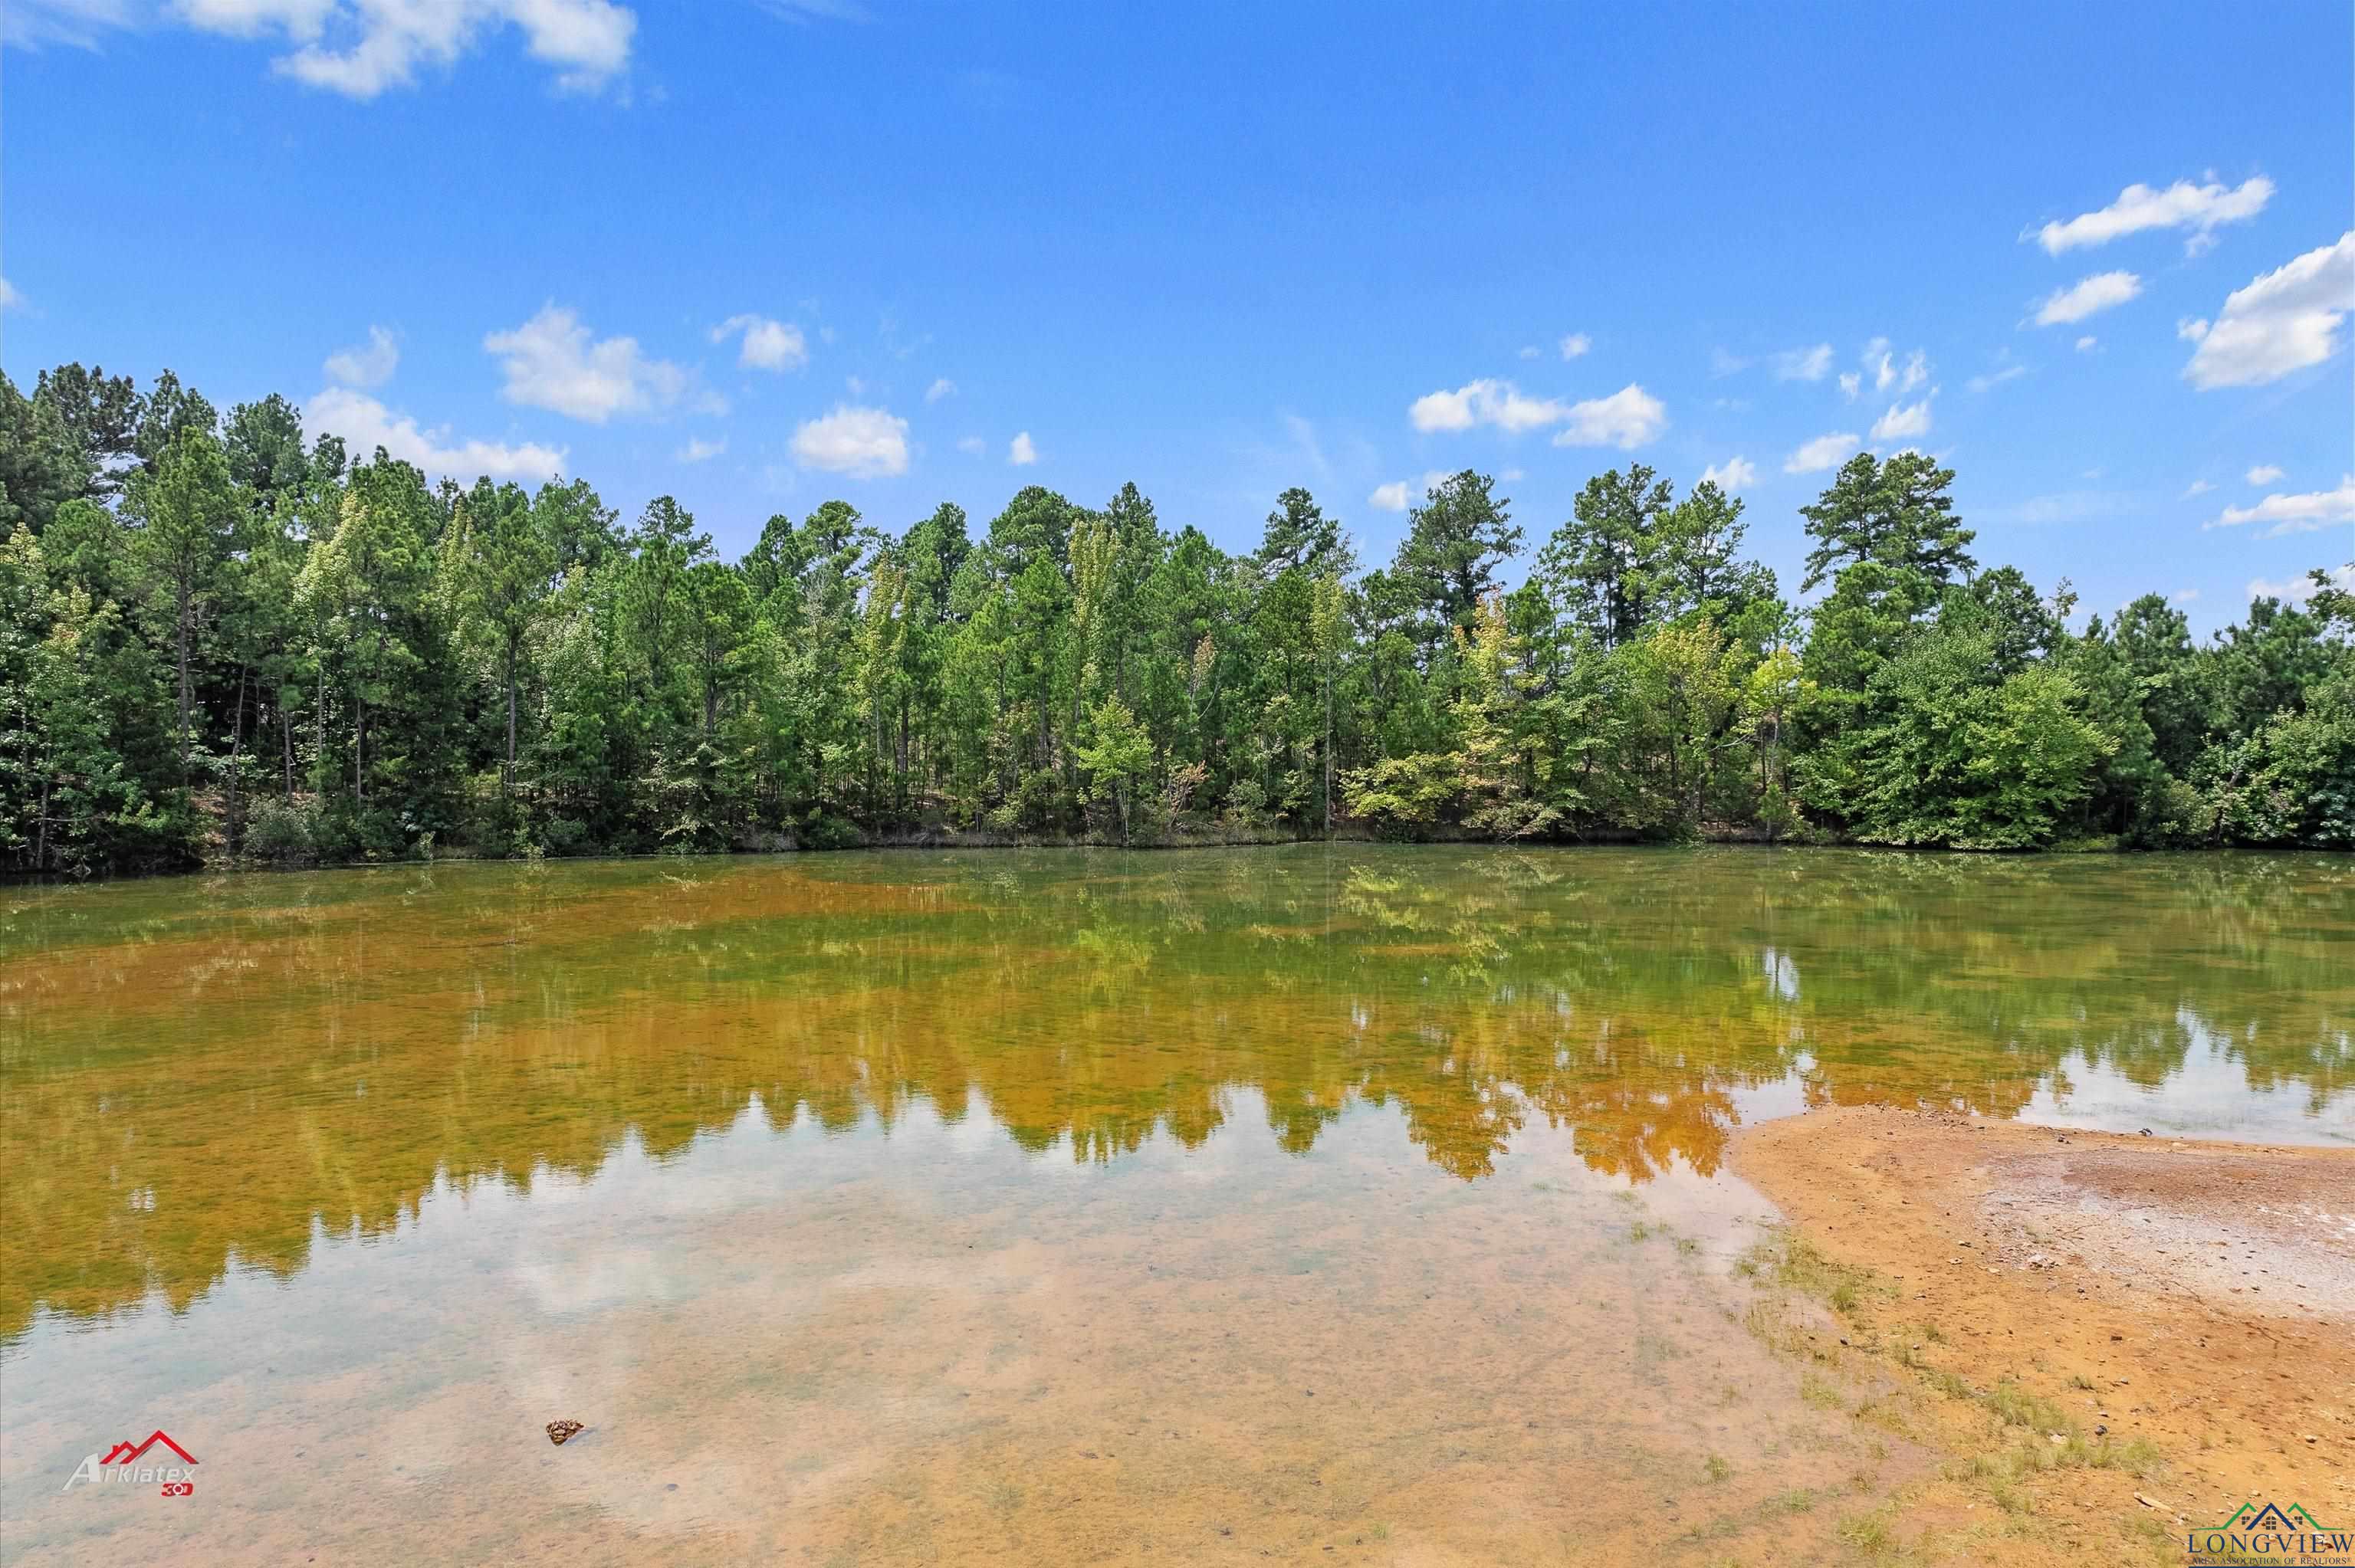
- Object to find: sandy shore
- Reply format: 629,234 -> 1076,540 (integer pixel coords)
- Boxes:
1731,1104 -> 2355,1563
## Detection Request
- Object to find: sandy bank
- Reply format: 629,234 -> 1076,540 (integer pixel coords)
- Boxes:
1731,1104 -> 2355,1561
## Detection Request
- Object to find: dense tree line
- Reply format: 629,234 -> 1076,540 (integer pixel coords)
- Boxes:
3,363 -> 2349,874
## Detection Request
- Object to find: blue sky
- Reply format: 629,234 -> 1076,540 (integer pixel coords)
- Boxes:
5,1 -> 2350,628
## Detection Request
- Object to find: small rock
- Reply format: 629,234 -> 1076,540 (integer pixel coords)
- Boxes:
2095,1425 -> 2108,1435
545,1420 -> 585,1446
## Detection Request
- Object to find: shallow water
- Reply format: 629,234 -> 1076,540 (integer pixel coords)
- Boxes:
2,847 -> 2348,1563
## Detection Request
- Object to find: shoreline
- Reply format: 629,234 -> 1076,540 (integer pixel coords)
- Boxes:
1729,1104 -> 2355,1563
11,834 -> 2342,891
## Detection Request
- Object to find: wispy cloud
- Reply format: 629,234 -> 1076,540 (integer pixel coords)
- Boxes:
2034,271 -> 2141,326
2183,232 -> 2354,389
2205,476 -> 2355,538
2031,175 -> 2272,256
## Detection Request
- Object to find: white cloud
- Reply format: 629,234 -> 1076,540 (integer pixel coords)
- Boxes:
925,377 -> 956,402
1854,340 -> 1930,395
2205,476 -> 2355,538
1711,348 -> 1752,377
790,405 -> 908,478
1966,363 -> 2029,393
1870,395 -> 1934,441
1559,332 -> 1591,360
2183,232 -> 2355,389
1369,471 -> 1453,511
2,2 -> 136,49
2033,176 -> 2274,255
323,324 -> 399,388
2173,589 -> 2199,604
2074,335 -> 2097,353
676,436 -> 725,463
2177,317 -> 2209,343
1551,383 -> 1667,449
2183,479 -> 2215,497
0,275 -> 21,311
1700,457 -> 1756,490
1785,432 -> 1860,474
2248,564 -> 2353,607
2245,464 -> 2284,485
954,435 -> 985,455
2035,271 -> 2141,326
709,313 -> 806,371
1007,431 -> 1037,466
1409,378 -> 1571,434
1408,378 -> 1662,448
485,303 -> 691,422
160,0 -> 636,98
307,385 -> 565,481
1772,343 -> 1833,382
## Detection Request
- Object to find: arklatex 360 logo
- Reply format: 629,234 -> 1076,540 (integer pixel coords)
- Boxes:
62,1430 -> 198,1495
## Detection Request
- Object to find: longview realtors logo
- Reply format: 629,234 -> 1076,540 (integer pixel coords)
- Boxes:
2187,1501 -> 2350,1566
61,1430 -> 199,1495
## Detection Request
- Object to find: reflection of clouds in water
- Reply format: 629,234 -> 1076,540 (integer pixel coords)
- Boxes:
9,847 -> 2351,1346
2027,1009 -> 2353,1144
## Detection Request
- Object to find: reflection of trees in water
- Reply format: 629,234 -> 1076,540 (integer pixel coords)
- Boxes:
2,848 -> 2347,1340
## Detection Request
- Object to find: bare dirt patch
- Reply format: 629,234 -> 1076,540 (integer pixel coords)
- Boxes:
1733,1104 -> 2355,1565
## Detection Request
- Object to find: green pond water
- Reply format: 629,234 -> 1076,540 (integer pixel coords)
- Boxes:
1,847 -> 2347,1563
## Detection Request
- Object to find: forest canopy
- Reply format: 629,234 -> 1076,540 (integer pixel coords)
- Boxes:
4,363 -> 2350,874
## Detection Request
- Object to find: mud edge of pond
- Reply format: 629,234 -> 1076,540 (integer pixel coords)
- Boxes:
1731,1104 -> 2355,1541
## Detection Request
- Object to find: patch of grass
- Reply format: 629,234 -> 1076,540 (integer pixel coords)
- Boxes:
1837,1508 -> 1897,1556
1800,1371 -> 1844,1410
1634,1332 -> 1684,1366
2068,1374 -> 2096,1391
1773,1488 -> 1817,1515
1983,1379 -> 2073,1433
1628,1221 -> 1654,1242
1737,1228 -> 1883,1317
1703,1453 -> 1732,1484
1676,1235 -> 1701,1257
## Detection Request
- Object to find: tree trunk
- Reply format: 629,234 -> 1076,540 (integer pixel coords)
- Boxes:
504,637 -> 519,799
228,667 -> 248,853
176,582 -> 193,776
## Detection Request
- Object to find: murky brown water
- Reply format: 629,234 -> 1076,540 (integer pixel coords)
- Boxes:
2,848 -> 2347,1563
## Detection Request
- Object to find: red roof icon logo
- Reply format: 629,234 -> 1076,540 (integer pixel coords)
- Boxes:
99,1432 -> 197,1466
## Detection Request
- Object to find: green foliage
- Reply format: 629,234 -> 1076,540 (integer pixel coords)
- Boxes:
1806,616 -> 2114,848
2,359 -> 2345,871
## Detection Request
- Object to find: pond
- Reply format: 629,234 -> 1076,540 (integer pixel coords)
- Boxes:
2,848 -> 2347,1563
